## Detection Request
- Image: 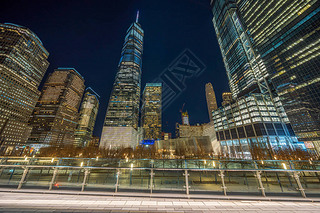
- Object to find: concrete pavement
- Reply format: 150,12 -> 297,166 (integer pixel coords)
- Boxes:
0,191 -> 320,212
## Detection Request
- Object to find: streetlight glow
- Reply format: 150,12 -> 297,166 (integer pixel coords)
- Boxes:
282,163 -> 287,170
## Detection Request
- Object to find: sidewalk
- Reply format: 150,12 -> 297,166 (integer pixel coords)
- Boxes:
0,191 -> 320,212
0,187 -> 320,202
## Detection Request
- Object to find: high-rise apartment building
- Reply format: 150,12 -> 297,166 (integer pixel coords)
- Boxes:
205,83 -> 218,121
28,68 -> 85,147
100,12 -> 144,148
141,83 -> 162,140
74,87 -> 99,147
211,0 -> 320,153
0,23 -> 49,153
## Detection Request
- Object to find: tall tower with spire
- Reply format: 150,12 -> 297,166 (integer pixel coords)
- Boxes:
205,82 -> 218,121
100,12 -> 144,148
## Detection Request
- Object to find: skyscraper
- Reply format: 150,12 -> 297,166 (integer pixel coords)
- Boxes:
210,1 -> 307,158
74,87 -> 100,147
236,0 -> 320,153
211,0 -> 320,153
211,1 -> 268,99
205,83 -> 218,121
0,23 -> 49,153
100,12 -> 144,148
28,68 -> 85,147
141,83 -> 162,141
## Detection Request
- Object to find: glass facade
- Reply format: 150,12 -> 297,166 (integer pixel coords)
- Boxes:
103,21 -> 143,129
74,88 -> 100,147
212,93 -> 304,159
237,0 -> 320,153
211,0 -> 320,154
211,1 -> 268,99
205,83 -> 218,121
28,68 -> 85,147
0,23 -> 49,152
141,83 -> 162,141
101,14 -> 144,148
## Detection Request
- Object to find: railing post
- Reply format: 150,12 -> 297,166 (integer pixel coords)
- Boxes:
115,168 -> 120,193
150,168 -> 154,194
49,168 -> 58,190
293,171 -> 306,198
254,162 -> 266,197
184,169 -> 189,195
17,167 -> 28,190
256,170 -> 266,197
81,169 -> 90,192
219,170 -> 227,196
0,166 -> 4,176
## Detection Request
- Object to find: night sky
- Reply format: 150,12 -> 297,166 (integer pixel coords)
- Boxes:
1,0 -> 229,137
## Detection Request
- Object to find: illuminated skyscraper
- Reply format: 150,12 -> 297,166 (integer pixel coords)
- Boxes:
205,83 -> 218,121
141,83 -> 162,140
211,1 -> 268,99
28,68 -> 85,147
74,87 -> 100,147
222,92 -> 232,106
211,0 -> 320,153
0,23 -> 49,153
100,12 -> 144,148
236,0 -> 320,152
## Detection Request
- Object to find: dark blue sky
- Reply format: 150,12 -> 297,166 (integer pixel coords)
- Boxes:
1,0 -> 229,136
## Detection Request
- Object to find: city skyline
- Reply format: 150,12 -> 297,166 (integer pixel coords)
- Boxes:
1,0 -> 319,152
1,1 -> 320,211
0,0 -> 227,137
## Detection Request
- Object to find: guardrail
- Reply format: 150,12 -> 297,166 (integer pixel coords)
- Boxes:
0,157 -> 319,198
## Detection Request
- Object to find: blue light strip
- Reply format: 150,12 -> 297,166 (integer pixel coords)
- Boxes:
86,87 -> 100,98
146,83 -> 162,87
2,23 -> 49,56
56,67 -> 84,79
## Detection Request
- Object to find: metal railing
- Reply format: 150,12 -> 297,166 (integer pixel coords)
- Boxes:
0,157 -> 319,198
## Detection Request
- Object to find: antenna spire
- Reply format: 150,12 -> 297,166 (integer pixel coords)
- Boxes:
136,10 -> 139,23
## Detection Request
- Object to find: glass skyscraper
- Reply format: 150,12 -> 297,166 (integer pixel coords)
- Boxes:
210,0 -> 311,158
211,0 -> 320,154
237,0 -> 320,153
211,1 -> 268,99
100,12 -> 144,148
0,23 -> 49,153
